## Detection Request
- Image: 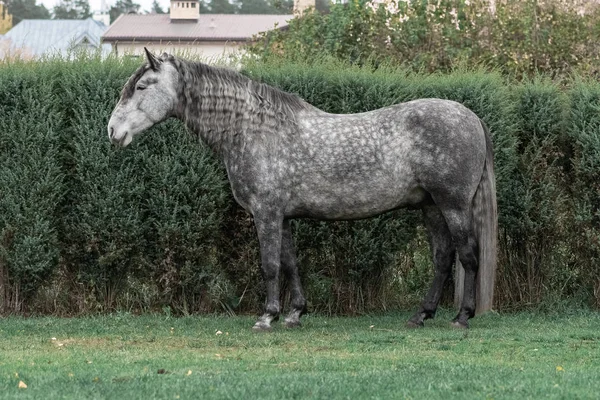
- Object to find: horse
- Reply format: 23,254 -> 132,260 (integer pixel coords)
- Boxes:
108,49 -> 497,331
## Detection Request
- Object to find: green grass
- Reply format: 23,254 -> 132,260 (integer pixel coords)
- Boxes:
1,310 -> 599,399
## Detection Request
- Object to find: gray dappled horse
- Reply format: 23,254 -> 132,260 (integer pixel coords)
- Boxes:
108,49 -> 497,330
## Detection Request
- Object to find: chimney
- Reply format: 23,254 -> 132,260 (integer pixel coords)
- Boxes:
294,0 -> 315,15
170,0 -> 199,22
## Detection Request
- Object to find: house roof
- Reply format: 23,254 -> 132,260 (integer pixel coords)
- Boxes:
1,18 -> 110,57
102,13 -> 293,42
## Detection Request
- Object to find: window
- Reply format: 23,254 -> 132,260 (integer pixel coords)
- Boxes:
186,2 -> 189,7
191,2 -> 196,8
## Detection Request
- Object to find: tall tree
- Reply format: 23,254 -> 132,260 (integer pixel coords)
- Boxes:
109,0 -> 140,23
53,0 -> 92,19
5,0 -> 50,25
199,0 -> 237,13
150,0 -> 166,13
237,0 -> 293,14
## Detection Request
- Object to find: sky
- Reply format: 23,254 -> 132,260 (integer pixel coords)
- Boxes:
39,0 -> 172,14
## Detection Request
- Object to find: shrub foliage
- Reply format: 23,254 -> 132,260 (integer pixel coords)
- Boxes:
248,0 -> 600,78
0,54 -> 598,315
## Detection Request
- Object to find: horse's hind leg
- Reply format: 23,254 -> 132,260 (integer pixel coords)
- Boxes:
442,207 -> 479,329
280,220 -> 307,328
252,212 -> 283,332
407,204 -> 455,328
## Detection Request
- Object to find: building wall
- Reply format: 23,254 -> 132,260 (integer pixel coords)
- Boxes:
112,41 -> 244,63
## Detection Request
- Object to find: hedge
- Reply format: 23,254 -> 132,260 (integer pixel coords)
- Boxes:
0,55 -> 597,315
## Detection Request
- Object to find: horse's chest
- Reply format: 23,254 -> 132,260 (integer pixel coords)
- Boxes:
224,155 -> 289,212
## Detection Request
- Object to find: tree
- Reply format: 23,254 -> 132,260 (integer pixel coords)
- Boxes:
199,0 -> 238,13
237,0 -> 293,14
53,0 -> 92,19
5,0 -> 50,25
150,0 -> 165,13
109,0 -> 140,23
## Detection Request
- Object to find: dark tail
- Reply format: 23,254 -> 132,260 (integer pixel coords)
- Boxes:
472,119 -> 498,314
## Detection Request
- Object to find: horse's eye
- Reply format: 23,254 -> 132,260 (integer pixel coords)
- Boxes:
136,85 -> 147,91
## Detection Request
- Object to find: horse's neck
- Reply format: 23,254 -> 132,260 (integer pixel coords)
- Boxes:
179,79 -> 250,154
179,77 -> 310,157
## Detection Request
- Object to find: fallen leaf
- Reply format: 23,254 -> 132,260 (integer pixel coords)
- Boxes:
369,325 -> 375,329
186,370 -> 192,376
216,330 -> 223,335
14,373 -> 18,378
556,366 -> 564,372
18,381 -> 27,389
157,369 -> 166,374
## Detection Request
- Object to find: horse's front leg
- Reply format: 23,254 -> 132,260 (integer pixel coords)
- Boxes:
252,211 -> 283,332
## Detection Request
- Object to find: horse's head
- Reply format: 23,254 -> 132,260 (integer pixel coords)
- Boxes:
108,48 -> 179,147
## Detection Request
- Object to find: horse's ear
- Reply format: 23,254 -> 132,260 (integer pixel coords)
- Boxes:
144,47 -> 161,71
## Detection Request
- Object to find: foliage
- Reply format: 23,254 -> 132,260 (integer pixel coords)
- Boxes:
497,78 -> 574,306
200,0 -> 326,14
237,0 -> 293,14
0,55 -> 599,315
150,0 -> 166,13
109,0 -> 140,24
200,0 -> 238,13
4,0 -> 50,25
52,0 -> 92,19
567,79 -> 600,308
0,62 -> 63,313
247,0 -> 600,78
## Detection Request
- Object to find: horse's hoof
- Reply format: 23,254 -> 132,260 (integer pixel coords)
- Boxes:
406,320 -> 424,329
252,322 -> 273,332
284,319 -> 302,329
450,320 -> 468,329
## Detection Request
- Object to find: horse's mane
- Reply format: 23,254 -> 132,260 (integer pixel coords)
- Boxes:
170,57 -> 313,120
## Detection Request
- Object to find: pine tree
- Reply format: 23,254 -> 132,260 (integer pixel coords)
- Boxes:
53,0 -> 92,19
109,0 -> 140,23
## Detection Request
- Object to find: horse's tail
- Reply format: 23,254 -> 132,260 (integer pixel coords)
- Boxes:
472,119 -> 498,314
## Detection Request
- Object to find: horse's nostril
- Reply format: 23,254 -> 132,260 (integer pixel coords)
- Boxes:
109,126 -> 115,138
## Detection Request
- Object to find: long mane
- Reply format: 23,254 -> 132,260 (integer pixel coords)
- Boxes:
171,58 -> 313,122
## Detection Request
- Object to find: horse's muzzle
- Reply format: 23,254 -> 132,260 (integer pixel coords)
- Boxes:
107,124 -> 131,147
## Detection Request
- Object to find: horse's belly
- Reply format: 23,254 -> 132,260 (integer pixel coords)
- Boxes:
288,179 -> 426,220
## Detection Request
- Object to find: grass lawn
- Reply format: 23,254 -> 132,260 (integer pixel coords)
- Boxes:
0,309 -> 599,399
